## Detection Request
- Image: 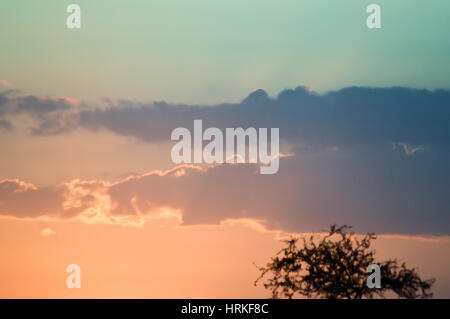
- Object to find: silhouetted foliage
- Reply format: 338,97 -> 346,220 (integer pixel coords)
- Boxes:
255,225 -> 435,299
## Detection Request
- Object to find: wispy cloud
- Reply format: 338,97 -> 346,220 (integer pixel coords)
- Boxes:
40,227 -> 56,237
393,142 -> 425,156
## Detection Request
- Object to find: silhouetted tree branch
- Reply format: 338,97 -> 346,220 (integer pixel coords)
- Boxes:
255,225 -> 434,299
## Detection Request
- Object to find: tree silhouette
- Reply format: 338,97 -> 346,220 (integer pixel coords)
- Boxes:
255,225 -> 434,299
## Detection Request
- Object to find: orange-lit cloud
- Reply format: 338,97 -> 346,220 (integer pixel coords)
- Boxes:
0,150 -> 449,237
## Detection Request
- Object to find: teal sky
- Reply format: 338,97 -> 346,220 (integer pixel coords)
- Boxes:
1,0 -> 449,103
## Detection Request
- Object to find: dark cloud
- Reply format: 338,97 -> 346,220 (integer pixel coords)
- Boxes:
0,180 -> 66,218
14,96 -> 73,118
0,179 -> 94,219
1,86 -> 450,149
106,150 -> 450,235
0,119 -> 13,132
0,92 -> 81,134
1,149 -> 448,235
31,86 -> 450,150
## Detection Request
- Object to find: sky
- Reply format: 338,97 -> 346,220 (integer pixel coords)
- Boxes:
1,1 -> 450,298
1,0 -> 449,103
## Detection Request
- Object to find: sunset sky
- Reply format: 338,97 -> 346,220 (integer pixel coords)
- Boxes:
1,0 -> 450,298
